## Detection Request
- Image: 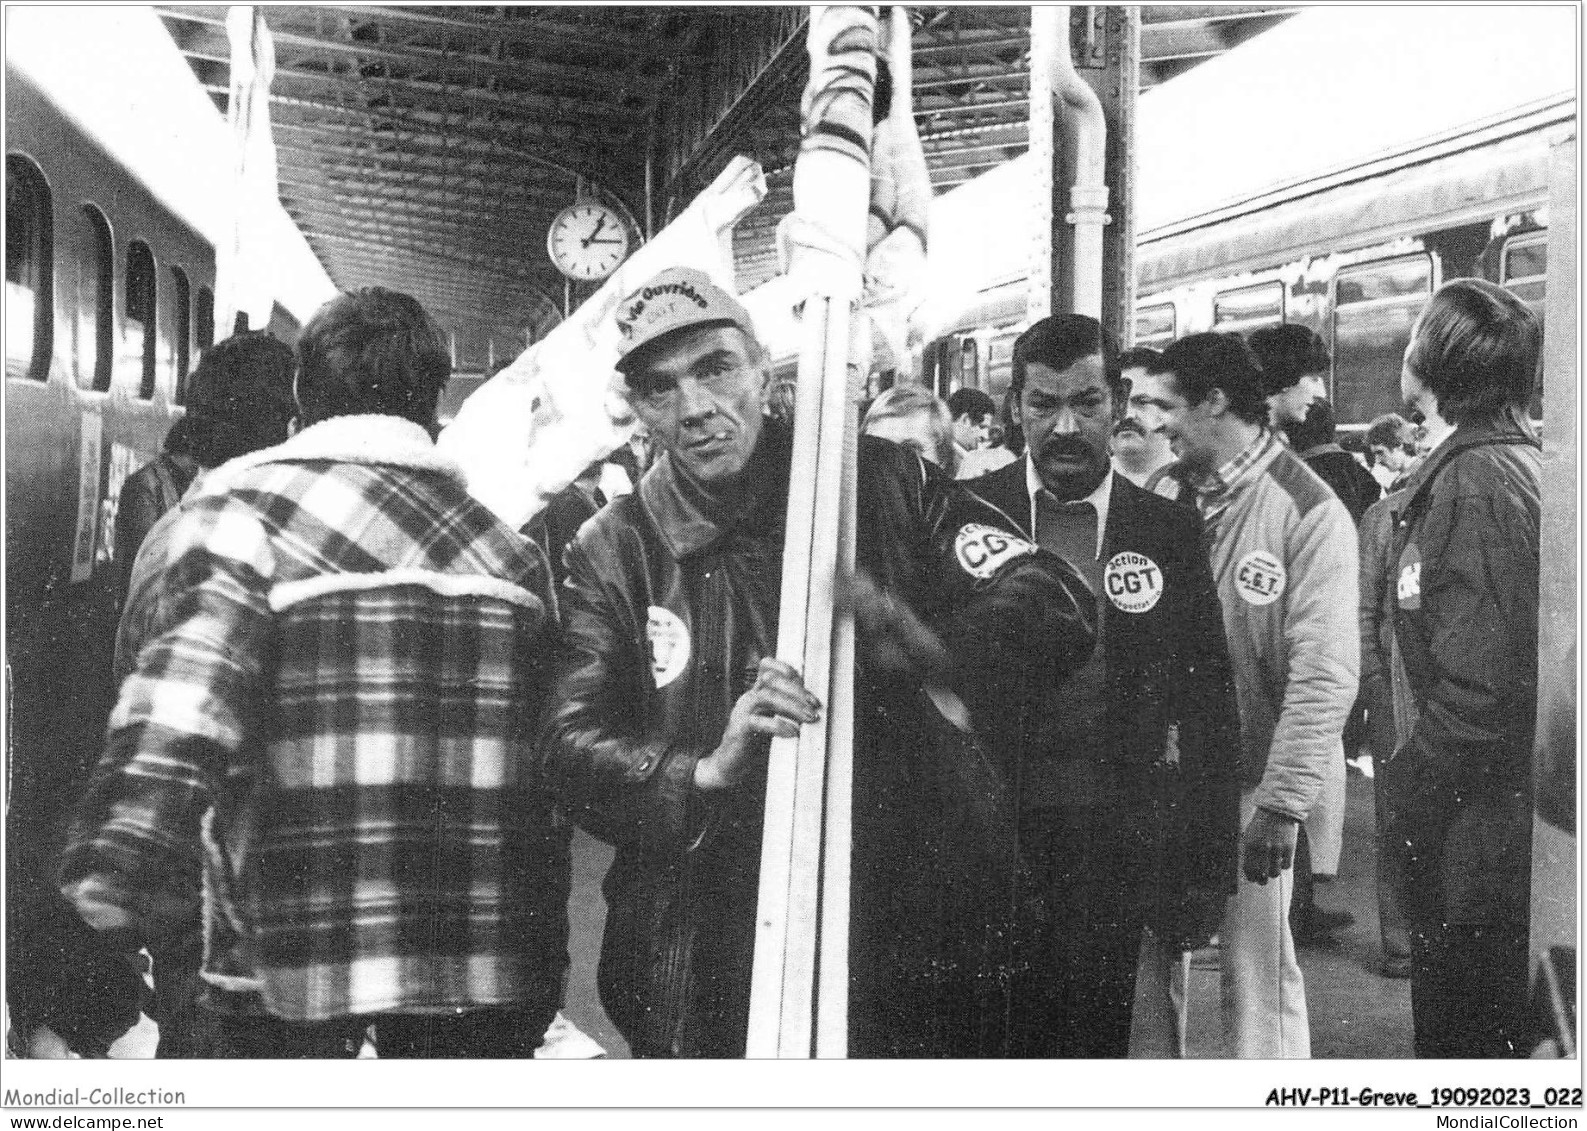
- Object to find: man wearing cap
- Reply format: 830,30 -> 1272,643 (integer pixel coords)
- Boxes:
955,314 -> 1241,1057
540,267 -> 1096,1057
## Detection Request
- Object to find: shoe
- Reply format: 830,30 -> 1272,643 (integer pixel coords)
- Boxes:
1380,954 -> 1412,979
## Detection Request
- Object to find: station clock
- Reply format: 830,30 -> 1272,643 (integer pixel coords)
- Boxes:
546,201 -> 630,282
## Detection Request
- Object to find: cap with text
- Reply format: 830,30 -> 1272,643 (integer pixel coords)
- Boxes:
612,266 -> 756,373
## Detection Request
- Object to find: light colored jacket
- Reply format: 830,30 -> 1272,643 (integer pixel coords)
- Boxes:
1203,441 -> 1360,822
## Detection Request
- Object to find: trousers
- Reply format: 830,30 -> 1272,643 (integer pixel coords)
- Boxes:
1408,920 -> 1530,1058
1127,928 -> 1190,1057
1220,790 -> 1309,1058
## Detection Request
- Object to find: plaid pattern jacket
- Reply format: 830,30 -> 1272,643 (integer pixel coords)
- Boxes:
63,415 -> 570,1022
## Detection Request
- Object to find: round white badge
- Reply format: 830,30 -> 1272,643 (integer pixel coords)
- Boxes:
646,606 -> 692,689
953,523 -> 1036,581
1234,550 -> 1286,607
1104,551 -> 1164,614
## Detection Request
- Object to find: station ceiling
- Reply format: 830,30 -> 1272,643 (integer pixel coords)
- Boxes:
155,4 -> 1298,345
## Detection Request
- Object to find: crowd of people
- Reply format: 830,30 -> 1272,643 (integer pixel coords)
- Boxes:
16,262 -> 1543,1061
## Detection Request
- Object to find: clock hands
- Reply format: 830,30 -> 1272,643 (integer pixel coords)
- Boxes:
581,213 -> 608,248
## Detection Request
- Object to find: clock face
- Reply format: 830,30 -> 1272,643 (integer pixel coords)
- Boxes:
547,203 -> 630,282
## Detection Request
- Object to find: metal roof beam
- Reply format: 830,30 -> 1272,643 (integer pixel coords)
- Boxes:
277,181 -> 558,228
164,12 -> 655,104
267,62 -> 636,129
265,26 -> 660,101
911,35 -> 1028,60
309,230 -> 545,281
160,4 -> 655,55
286,203 -> 549,253
271,123 -> 578,184
268,101 -> 626,177
304,5 -> 658,55
284,202 -> 553,248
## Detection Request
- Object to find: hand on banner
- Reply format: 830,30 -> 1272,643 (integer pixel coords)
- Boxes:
695,658 -> 823,792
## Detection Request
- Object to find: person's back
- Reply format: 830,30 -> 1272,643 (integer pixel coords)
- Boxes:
64,288 -> 569,1057
1284,399 -> 1381,526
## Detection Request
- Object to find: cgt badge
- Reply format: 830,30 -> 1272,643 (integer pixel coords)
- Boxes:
1234,549 -> 1286,607
1104,551 -> 1163,614
954,523 -> 1036,581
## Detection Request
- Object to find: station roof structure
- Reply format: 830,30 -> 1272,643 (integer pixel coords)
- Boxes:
154,4 -> 1298,340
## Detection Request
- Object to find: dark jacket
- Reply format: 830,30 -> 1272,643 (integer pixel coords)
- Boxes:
958,460 -> 1242,929
1299,443 -> 1382,527
539,423 -> 1094,1057
1386,408 -> 1540,926
113,450 -> 201,610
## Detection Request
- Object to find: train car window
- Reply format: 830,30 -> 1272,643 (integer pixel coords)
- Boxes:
126,240 -> 158,398
5,154 -> 54,382
1133,303 -> 1176,348
195,286 -> 215,350
1501,235 -> 1547,285
79,205 -> 116,391
170,266 -> 192,401
1331,253 -> 1434,428
1212,281 -> 1284,333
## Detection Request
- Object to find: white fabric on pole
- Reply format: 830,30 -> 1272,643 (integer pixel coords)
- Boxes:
214,7 -> 281,335
437,157 -> 767,529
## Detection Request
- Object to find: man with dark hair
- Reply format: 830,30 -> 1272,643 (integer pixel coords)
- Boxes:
540,266 -> 1094,1058
1366,412 -> 1420,491
961,313 -> 1240,1057
947,386 -> 995,452
1387,278 -> 1541,1057
1134,332 -> 1359,1058
949,385 -> 1016,478
113,332 -> 297,607
1248,323 -> 1330,429
64,287 -> 570,1058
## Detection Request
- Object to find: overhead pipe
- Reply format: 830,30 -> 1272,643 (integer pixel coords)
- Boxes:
1030,6 -> 1109,319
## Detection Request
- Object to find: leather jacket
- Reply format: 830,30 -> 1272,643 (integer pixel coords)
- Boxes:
540,422 -> 1093,1056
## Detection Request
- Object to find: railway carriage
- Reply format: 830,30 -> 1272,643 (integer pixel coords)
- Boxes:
918,98 -> 1568,437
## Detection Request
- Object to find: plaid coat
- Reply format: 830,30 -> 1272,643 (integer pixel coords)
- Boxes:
62,414 -> 569,1023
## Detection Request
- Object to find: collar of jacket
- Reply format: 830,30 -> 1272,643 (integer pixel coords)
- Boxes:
1398,406 -> 1539,510
1297,442 -> 1347,460
192,414 -> 464,499
638,419 -> 793,560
